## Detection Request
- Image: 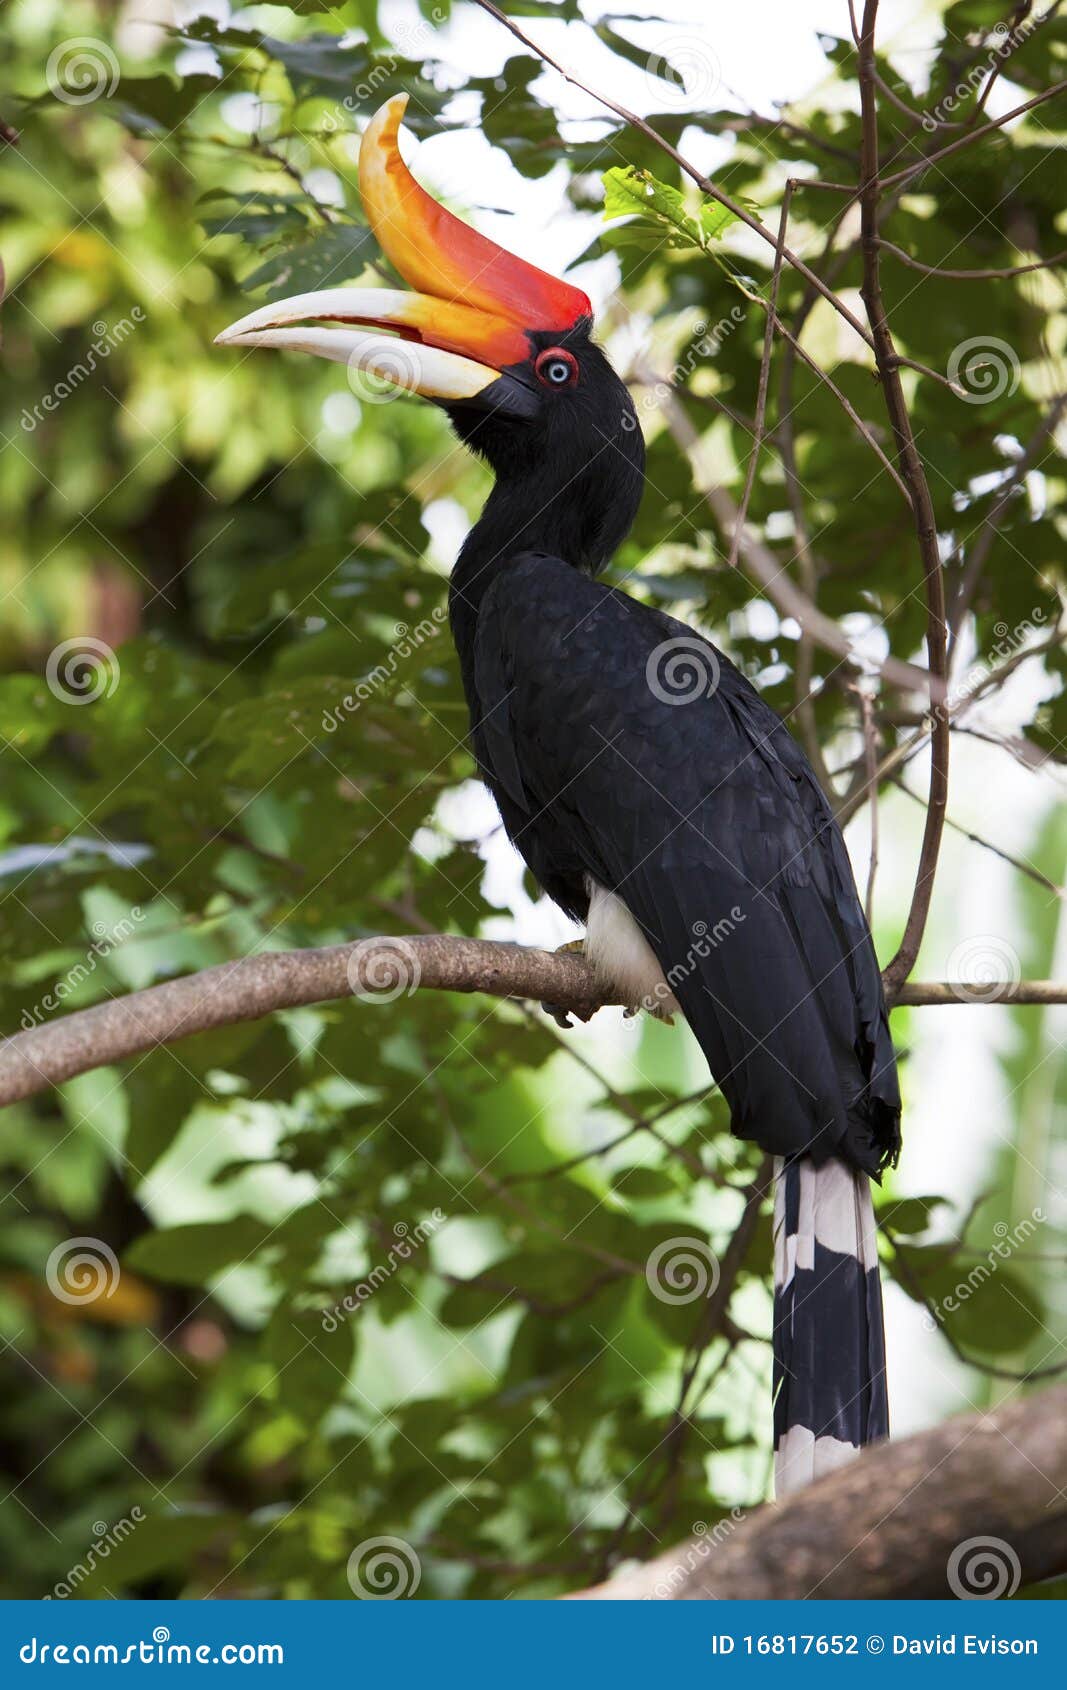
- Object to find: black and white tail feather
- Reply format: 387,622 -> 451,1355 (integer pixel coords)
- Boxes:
772,1156 -> 887,1498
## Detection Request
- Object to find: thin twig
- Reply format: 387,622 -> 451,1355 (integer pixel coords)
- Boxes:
856,688 -> 881,923
893,777 -> 1065,900
858,1 -> 950,997
877,238 -> 1067,281
880,80 -> 1067,191
468,0 -> 877,351
729,186 -> 792,569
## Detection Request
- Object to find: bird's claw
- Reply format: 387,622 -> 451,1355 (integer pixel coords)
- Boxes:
541,938 -> 595,1030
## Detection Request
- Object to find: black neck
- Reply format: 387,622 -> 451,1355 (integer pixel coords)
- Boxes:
448,437 -> 644,671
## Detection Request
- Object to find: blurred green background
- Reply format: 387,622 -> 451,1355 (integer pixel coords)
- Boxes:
0,0 -> 1064,1598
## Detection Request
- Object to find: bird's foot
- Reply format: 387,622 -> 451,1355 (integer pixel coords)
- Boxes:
541,938 -> 597,1030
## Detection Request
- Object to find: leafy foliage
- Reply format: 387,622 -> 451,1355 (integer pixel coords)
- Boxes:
0,0 -> 1064,1599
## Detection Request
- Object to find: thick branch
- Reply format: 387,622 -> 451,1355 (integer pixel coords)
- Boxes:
1,938 -> 1063,1108
572,1383 -> 1067,1599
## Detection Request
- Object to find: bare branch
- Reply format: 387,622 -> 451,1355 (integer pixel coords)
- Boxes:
729,186 -> 792,569
646,384 -> 935,696
1,938 -> 1065,1110
877,238 -> 1067,281
880,80 -> 1067,191
468,0 -> 876,349
858,1 -> 950,997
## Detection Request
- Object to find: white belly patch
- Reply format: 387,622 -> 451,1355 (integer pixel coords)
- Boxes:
584,879 -> 680,1019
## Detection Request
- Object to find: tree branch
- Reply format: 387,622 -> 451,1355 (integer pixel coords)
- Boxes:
877,238 -> 1067,281
879,80 -> 1067,191
858,1 -> 950,997
570,1383 -> 1067,1598
646,384 -> 938,698
2,938 -> 1065,1109
468,0 -> 876,349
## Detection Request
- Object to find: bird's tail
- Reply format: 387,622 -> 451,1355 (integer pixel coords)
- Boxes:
772,1155 -> 888,1498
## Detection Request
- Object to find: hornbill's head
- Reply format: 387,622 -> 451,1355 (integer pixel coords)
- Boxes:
215,96 -> 644,549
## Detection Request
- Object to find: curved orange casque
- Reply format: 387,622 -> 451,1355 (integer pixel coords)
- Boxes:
358,95 -> 591,345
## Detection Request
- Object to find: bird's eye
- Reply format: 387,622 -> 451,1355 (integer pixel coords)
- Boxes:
534,347 -> 579,388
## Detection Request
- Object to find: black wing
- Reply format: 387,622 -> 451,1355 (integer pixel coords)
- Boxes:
473,552 -> 900,1175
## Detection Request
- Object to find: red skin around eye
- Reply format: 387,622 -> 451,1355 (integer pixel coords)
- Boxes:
534,348 -> 578,385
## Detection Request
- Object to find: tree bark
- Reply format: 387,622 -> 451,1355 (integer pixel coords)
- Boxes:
571,1384 -> 1067,1599
1,934 -> 1063,1108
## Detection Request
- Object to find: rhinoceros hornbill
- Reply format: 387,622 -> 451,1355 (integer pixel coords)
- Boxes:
217,95 -> 901,1495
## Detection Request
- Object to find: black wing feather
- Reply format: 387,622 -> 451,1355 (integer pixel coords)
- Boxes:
474,552 -> 900,1175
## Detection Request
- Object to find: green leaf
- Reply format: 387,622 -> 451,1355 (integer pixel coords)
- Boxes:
602,165 -> 745,255
126,1217 -> 274,1286
240,226 -> 381,298
266,1304 -> 355,1425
